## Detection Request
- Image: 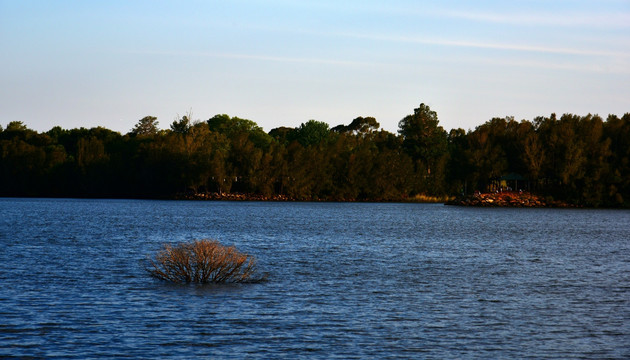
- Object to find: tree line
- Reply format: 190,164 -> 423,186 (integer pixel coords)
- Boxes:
1,104 -> 629,207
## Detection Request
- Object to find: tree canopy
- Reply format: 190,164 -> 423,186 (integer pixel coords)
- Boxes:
1,105 -> 629,207
130,116 -> 159,136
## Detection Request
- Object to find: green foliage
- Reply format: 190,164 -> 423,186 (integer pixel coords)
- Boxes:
398,103 -> 449,194
208,114 -> 272,149
1,107 -> 629,206
170,114 -> 191,134
332,116 -> 380,134
6,121 -> 28,132
268,126 -> 295,145
293,120 -> 330,147
398,104 -> 448,164
130,116 -> 159,136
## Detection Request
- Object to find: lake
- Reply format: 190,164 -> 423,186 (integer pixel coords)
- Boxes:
0,198 -> 629,359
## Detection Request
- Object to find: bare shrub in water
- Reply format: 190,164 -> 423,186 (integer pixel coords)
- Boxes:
147,239 -> 259,283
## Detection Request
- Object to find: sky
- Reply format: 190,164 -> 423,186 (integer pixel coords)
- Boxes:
1,0 -> 629,134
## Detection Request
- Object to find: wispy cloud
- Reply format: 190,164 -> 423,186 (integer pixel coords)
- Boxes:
210,52 -> 376,66
122,49 -> 380,67
451,55 -> 630,75
123,45 -> 629,76
337,32 -> 630,58
244,1 -> 630,29
438,9 -> 630,28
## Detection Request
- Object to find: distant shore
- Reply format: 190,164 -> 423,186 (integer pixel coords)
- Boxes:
174,192 -> 454,203
175,192 -> 294,202
445,192 -> 579,208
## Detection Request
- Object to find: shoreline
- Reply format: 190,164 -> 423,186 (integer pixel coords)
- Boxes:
174,192 -> 453,203
0,192 -> 600,208
445,192 -> 579,208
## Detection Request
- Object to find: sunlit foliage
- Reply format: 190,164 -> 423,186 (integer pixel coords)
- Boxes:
1,106 -> 629,207
146,239 -> 259,284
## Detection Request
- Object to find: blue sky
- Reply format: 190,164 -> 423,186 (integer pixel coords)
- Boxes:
1,0 -> 629,134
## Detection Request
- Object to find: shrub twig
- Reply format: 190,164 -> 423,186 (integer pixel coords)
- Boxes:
146,239 -> 260,283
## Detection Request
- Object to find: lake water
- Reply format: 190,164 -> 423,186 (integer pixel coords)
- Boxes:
0,198 -> 629,359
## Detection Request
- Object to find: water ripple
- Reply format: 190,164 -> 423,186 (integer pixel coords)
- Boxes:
0,199 -> 629,359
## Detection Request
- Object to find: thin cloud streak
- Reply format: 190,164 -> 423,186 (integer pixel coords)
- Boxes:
456,56 -> 630,75
212,52 -> 377,67
438,10 -> 630,28
122,44 -> 629,75
255,1 -> 630,29
340,32 -> 630,58
122,49 -> 380,67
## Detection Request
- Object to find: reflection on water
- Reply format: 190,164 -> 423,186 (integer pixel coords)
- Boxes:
1,199 -> 629,359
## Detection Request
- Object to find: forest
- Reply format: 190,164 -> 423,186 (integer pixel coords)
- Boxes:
1,104 -> 629,207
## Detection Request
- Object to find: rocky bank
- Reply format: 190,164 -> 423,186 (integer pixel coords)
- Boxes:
445,192 -> 578,208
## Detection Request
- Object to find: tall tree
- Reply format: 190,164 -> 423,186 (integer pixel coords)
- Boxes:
447,128 -> 470,194
170,113 -> 192,135
519,122 -> 545,184
604,113 -> 630,206
398,104 -> 447,169
398,103 -> 448,193
293,120 -> 330,147
207,114 -> 272,149
130,116 -> 159,136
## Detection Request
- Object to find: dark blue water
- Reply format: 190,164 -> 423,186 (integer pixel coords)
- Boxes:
1,198 -> 629,359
